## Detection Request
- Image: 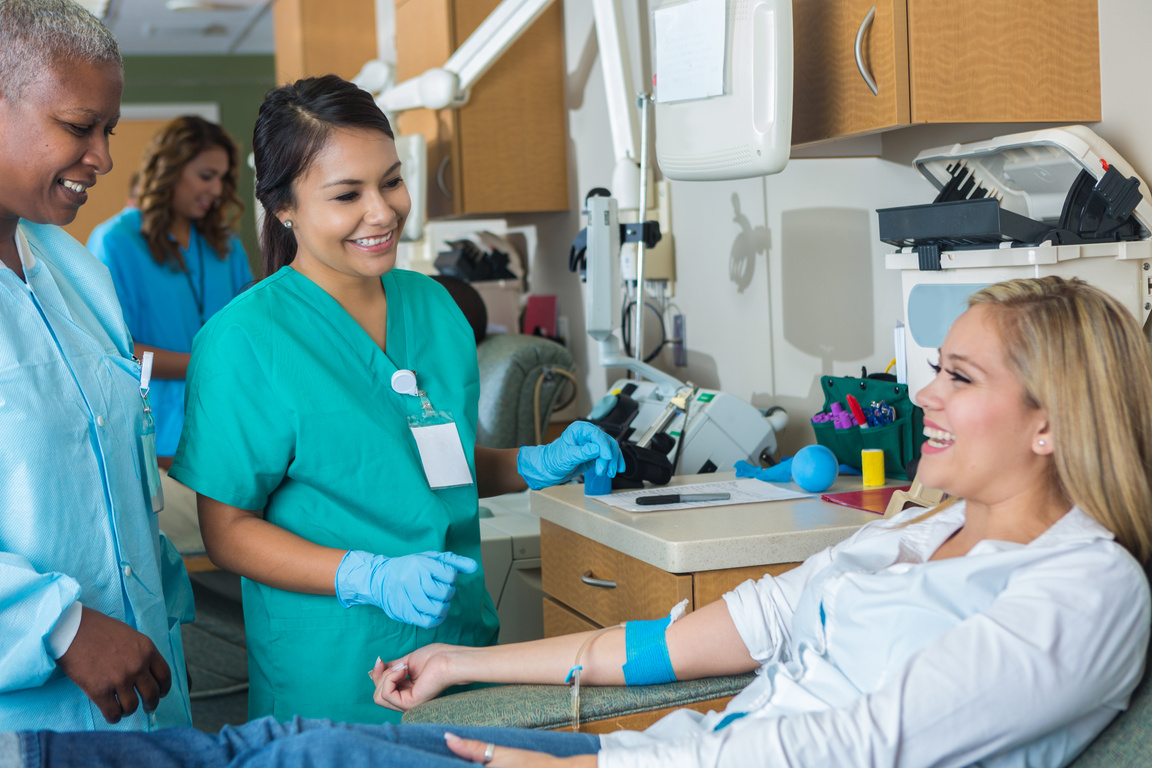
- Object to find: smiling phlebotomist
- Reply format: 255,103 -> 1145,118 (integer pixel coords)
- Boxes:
168,76 -> 624,724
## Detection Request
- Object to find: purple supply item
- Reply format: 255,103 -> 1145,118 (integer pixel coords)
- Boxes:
830,402 -> 854,430
812,412 -> 833,424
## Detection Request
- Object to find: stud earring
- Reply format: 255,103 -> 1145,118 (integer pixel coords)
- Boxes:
1038,440 -> 1046,446
283,219 -> 293,229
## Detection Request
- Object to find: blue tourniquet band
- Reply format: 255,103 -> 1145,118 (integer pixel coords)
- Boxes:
622,616 -> 677,685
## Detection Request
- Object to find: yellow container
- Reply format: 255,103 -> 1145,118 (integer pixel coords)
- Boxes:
861,448 -> 885,487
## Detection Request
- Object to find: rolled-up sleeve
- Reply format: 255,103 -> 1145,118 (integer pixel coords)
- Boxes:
0,552 -> 82,692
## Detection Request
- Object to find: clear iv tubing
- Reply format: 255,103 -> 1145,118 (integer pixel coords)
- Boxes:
567,624 -> 624,731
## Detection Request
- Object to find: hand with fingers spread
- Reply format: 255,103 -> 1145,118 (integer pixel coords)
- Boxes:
443,732 -> 597,768
55,607 -> 172,724
335,550 -> 478,628
516,421 -> 625,490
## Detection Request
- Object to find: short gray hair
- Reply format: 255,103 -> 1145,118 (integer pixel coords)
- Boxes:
0,0 -> 121,102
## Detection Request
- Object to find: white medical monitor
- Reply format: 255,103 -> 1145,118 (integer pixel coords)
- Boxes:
652,0 -> 792,181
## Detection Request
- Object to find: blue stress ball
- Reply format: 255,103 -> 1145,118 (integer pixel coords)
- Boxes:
790,444 -> 839,493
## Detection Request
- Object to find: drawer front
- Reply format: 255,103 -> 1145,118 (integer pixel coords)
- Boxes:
542,596 -> 599,637
540,520 -> 693,627
693,562 -> 800,608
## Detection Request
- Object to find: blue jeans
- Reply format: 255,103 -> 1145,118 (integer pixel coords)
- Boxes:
21,717 -> 601,768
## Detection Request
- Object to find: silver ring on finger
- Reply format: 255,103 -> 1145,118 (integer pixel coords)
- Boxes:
483,742 -> 496,764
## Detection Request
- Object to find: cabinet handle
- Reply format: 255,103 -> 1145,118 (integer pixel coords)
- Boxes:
437,155 -> 453,199
854,6 -> 879,96
580,570 -> 616,589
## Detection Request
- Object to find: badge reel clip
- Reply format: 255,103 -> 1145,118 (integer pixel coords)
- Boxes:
138,351 -> 165,513
391,369 -> 473,490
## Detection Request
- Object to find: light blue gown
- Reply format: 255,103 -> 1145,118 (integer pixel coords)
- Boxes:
0,222 -> 193,731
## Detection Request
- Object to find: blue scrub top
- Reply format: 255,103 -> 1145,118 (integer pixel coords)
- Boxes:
88,207 -> 253,455
171,266 -> 499,723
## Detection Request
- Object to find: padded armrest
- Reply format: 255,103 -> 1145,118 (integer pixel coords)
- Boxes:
401,673 -> 755,730
476,334 -> 575,449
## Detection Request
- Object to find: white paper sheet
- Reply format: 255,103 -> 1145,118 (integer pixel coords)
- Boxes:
654,0 -> 726,104
594,478 -> 810,512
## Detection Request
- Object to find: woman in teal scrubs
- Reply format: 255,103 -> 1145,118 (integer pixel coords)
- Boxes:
169,75 -> 623,724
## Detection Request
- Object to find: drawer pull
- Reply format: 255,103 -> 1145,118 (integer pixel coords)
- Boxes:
854,6 -> 879,96
580,571 -> 616,589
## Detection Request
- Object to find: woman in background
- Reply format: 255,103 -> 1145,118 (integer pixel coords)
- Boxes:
88,115 -> 253,459
87,116 -> 253,554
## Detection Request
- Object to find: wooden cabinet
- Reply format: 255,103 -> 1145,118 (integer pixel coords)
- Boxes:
791,0 -> 1100,146
393,0 -> 569,218
539,520 -> 798,636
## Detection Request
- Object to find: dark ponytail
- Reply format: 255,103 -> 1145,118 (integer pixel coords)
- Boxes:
252,74 -> 394,277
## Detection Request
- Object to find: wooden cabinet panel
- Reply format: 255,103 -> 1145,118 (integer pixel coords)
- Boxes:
540,521 -> 693,628
273,0 -> 378,84
693,562 -> 799,608
792,0 -> 909,145
394,0 -> 569,217
792,0 -> 1100,146
543,596 -> 598,638
907,0 -> 1099,124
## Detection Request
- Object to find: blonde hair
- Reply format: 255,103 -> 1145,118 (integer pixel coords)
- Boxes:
909,276 -> 1152,563
136,115 -> 244,271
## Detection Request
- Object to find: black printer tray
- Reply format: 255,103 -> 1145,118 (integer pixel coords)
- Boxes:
877,198 -> 1050,249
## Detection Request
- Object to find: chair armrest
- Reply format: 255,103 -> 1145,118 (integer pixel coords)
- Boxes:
401,673 -> 755,730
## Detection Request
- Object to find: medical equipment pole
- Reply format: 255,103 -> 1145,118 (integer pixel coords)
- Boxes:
634,92 -> 651,363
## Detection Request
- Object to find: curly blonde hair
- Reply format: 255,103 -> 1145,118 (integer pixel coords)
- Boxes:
136,115 -> 244,271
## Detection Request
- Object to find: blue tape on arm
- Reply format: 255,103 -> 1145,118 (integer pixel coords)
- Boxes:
622,616 -> 677,685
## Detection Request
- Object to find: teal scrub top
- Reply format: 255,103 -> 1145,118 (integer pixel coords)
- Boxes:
170,266 -> 499,724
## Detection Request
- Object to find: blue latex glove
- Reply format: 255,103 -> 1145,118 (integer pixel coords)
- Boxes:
334,549 -> 478,629
735,458 -> 793,482
517,421 -> 626,490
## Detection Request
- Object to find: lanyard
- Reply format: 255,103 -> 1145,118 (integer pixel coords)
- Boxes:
180,233 -> 206,326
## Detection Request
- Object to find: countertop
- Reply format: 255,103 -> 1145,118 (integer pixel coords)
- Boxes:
530,472 -> 898,573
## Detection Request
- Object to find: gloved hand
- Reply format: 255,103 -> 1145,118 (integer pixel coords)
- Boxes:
516,421 -> 626,490
335,550 -> 478,629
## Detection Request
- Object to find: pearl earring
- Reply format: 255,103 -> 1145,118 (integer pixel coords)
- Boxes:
1038,440 -> 1046,446
283,220 -> 293,229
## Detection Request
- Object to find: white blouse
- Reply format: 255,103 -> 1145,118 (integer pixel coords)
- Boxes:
599,501 -> 1150,768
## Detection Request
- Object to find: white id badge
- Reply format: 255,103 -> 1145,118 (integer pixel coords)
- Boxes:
138,352 -> 164,513
407,411 -> 474,489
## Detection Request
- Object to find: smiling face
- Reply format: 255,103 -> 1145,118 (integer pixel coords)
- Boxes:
171,145 -> 229,226
914,304 -> 1052,504
277,126 -> 410,286
0,60 -> 122,229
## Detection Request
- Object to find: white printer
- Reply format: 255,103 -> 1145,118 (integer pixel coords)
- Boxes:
478,491 -> 544,644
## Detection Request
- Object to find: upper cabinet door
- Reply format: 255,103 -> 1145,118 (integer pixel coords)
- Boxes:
791,0 -> 1101,147
906,0 -> 1100,124
791,0 -> 910,146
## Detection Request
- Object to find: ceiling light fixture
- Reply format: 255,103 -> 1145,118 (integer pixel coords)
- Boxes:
165,0 -> 262,10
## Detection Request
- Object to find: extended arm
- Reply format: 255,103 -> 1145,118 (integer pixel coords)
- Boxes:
476,422 -> 626,498
374,598 -> 757,710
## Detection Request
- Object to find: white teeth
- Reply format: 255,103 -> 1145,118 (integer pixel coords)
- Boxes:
923,426 -> 955,448
352,234 -> 392,247
61,180 -> 87,194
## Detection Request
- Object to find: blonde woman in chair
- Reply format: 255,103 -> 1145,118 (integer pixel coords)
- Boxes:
14,276 -> 1152,768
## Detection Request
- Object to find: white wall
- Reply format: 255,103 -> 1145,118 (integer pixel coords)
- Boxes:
508,0 -> 1151,458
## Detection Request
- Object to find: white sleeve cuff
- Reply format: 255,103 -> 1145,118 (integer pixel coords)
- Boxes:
48,601 -> 83,659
